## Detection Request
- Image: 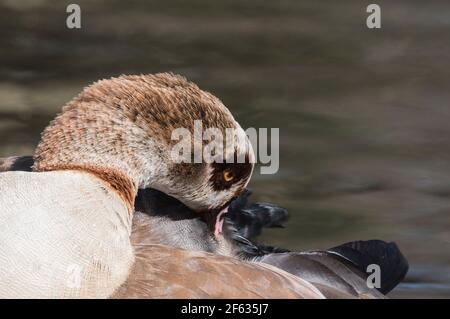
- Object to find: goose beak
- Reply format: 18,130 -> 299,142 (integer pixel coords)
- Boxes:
214,206 -> 228,237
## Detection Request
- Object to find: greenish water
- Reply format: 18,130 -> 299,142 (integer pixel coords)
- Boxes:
1,0 -> 450,298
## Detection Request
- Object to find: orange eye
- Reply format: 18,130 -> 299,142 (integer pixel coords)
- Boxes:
223,169 -> 234,182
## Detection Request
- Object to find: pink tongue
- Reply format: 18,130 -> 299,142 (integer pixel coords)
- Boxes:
214,207 -> 228,237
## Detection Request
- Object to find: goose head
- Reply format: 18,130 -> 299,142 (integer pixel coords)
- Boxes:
33,73 -> 254,218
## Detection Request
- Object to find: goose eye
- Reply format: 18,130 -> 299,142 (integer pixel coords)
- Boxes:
223,169 -> 234,182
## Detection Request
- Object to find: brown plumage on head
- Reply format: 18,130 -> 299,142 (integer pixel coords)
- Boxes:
33,73 -> 254,213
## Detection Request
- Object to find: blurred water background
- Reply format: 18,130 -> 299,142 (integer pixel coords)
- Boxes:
1,0 -> 450,298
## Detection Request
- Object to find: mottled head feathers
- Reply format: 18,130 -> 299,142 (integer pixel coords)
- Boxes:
33,73 -> 254,212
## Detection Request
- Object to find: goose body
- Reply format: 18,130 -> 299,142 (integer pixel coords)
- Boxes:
0,156 -> 408,298
0,170 -> 133,298
0,160 -> 327,299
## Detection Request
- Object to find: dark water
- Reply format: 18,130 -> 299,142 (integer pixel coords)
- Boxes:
1,0 -> 450,298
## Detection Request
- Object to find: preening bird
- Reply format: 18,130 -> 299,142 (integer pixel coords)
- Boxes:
0,154 -> 408,298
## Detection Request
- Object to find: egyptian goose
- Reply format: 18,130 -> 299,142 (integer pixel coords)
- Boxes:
0,156 -> 408,298
0,155 -> 326,298
0,74 -> 333,298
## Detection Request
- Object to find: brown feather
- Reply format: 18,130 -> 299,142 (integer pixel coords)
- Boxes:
0,156 -> 357,299
112,244 -> 326,299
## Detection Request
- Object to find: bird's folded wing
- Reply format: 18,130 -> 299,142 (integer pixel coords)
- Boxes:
112,244 -> 331,299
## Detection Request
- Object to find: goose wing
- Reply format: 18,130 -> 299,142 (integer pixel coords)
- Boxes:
0,156 -> 33,172
258,240 -> 408,298
112,244 -> 333,299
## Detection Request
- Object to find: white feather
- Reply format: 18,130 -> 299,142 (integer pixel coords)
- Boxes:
0,170 -> 134,298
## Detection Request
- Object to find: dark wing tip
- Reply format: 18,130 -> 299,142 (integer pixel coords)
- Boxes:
328,239 -> 409,294
227,189 -> 289,239
0,155 -> 34,172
